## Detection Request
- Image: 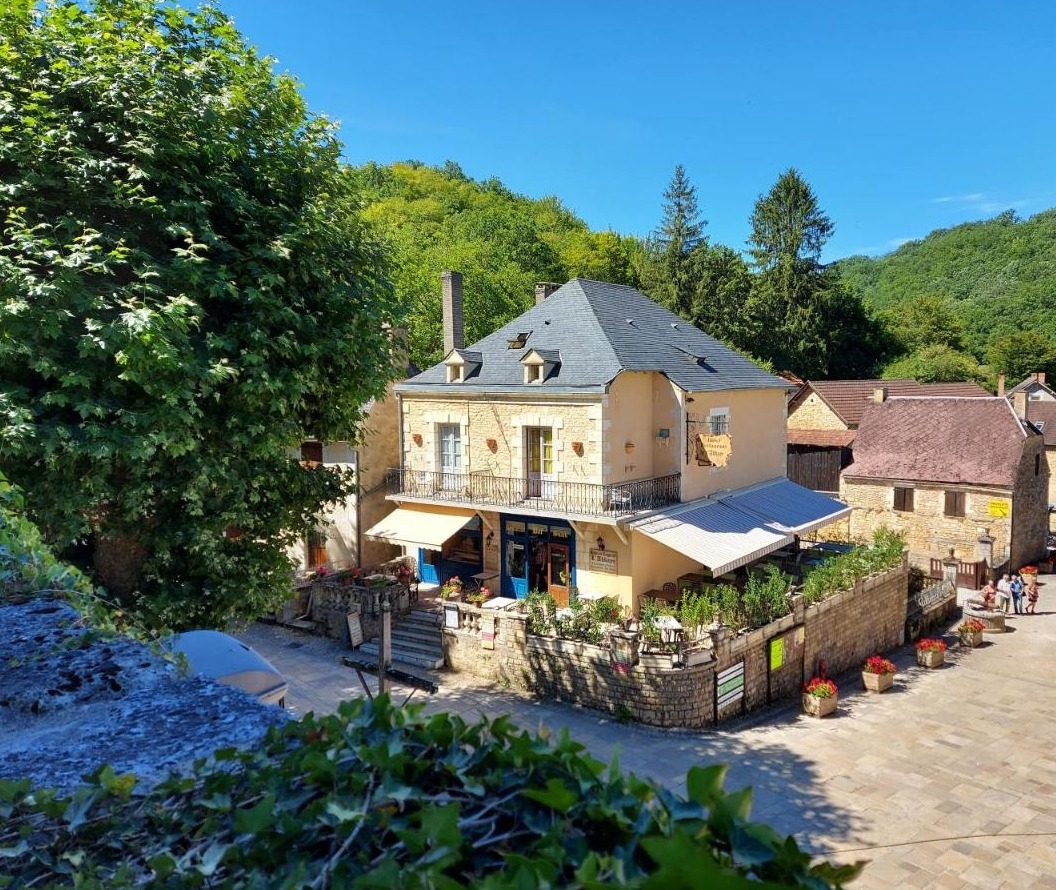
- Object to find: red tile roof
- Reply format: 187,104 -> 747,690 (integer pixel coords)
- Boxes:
787,429 -> 857,447
792,379 -> 991,428
845,397 -> 1034,487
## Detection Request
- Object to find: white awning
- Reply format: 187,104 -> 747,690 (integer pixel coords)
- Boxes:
720,478 -> 851,536
632,500 -> 793,577
364,508 -> 475,551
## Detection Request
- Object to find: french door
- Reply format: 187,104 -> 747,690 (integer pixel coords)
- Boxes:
526,427 -> 554,498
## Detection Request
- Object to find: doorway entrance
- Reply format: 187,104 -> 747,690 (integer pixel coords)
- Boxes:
502,517 -> 574,601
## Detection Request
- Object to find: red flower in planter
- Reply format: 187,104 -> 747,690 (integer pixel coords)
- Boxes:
915,638 -> 947,654
863,655 -> 897,675
803,677 -> 838,698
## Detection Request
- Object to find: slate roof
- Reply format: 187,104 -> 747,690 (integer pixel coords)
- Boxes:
397,278 -> 789,395
1023,400 -> 1056,447
844,397 -> 1036,487
1006,374 -> 1056,399
790,379 -> 991,428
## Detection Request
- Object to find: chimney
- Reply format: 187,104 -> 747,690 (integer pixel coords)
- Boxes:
1013,391 -> 1028,420
997,374 -> 1006,396
1038,372 -> 1047,385
535,281 -> 561,305
873,387 -> 887,404
441,270 -> 464,355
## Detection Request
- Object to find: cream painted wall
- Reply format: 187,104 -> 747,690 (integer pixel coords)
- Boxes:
631,532 -> 701,612
604,372 -> 658,483
681,387 -> 788,502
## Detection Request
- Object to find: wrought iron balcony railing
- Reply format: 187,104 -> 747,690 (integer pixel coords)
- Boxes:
385,468 -> 681,519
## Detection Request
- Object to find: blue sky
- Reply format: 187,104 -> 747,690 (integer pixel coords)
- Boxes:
217,1 -> 1054,261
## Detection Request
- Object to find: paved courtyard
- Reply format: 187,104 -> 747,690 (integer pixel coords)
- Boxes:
236,593 -> 1056,889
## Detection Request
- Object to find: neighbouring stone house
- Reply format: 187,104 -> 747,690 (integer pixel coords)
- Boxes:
842,394 -> 1049,571
366,273 -> 849,615
787,378 -> 990,494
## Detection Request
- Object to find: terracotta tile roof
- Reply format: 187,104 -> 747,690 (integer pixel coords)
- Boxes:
787,429 -> 857,447
845,397 -> 1034,487
1023,401 -> 1056,447
794,379 -> 991,428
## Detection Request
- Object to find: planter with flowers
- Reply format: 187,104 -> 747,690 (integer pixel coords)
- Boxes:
465,586 -> 493,607
915,637 -> 947,668
802,678 -> 838,718
1020,565 -> 1038,585
958,616 -> 986,648
861,655 -> 897,693
440,576 -> 464,602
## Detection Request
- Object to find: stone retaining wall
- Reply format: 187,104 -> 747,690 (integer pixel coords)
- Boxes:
442,562 -> 908,728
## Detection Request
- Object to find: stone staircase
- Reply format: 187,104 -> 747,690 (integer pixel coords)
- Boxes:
358,607 -> 444,670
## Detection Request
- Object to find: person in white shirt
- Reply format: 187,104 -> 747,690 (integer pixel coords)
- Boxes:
996,573 -> 1012,614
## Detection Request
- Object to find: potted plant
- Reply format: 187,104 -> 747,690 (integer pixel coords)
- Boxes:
1020,565 -> 1038,584
861,655 -> 897,693
958,616 -> 986,648
915,637 -> 947,668
802,678 -> 838,717
440,576 -> 464,601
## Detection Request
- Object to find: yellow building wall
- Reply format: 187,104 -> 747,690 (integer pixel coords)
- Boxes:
401,394 -> 605,484
629,532 -> 701,612
604,372 -> 661,483
788,392 -> 847,430
681,387 -> 788,502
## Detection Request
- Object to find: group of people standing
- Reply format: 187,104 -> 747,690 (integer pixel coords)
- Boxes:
979,571 -> 1040,615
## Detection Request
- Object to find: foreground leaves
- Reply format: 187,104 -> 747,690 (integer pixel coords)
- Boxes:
0,697 -> 865,888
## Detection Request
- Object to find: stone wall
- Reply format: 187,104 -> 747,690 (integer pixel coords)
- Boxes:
291,580 -> 410,644
788,392 -> 846,431
442,562 -> 908,728
843,477 -> 1014,566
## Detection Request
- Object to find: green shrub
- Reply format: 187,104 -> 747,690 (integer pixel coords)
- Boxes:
801,528 -> 906,605
0,696 -> 863,887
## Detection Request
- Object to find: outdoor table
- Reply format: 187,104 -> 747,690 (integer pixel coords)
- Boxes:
471,570 -> 500,588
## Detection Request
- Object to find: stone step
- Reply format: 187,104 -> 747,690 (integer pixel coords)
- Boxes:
359,639 -> 443,670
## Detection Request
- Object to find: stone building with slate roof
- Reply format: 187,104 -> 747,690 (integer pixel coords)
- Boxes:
786,378 -> 990,494
842,394 -> 1048,570
1003,374 -> 1056,528
367,274 -> 848,613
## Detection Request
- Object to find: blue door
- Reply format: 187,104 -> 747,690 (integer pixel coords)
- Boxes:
418,548 -> 439,585
506,539 -> 528,598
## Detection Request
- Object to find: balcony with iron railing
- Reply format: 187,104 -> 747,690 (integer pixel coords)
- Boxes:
385,467 -> 681,519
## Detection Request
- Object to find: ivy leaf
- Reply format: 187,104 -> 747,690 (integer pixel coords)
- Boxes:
521,779 -> 577,814
232,795 -> 275,835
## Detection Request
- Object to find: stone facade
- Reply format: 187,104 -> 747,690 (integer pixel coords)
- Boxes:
788,392 -> 846,431
843,432 -> 1048,569
439,563 -> 907,729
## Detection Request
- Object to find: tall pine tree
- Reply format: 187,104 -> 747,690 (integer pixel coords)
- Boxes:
641,165 -> 707,317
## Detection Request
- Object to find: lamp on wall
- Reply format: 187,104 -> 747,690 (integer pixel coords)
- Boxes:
486,531 -> 494,547
596,536 -> 605,551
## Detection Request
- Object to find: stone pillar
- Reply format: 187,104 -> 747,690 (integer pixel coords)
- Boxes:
378,589 -> 392,694
942,548 -> 959,588
977,529 -> 994,569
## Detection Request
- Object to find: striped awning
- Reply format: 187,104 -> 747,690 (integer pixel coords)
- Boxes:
364,508 -> 476,551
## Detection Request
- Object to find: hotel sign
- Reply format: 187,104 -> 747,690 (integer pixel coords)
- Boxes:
695,433 -> 732,467
589,548 -> 618,574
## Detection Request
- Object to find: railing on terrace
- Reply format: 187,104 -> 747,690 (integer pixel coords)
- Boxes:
385,467 -> 681,519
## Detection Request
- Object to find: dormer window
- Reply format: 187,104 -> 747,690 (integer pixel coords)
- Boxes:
443,349 -> 481,383
520,348 -> 560,385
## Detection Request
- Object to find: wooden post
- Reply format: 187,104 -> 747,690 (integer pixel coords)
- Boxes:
379,589 -> 392,696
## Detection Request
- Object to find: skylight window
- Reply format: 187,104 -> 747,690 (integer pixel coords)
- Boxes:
507,332 -> 530,349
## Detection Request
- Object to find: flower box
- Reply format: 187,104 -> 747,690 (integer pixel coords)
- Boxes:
862,670 -> 894,693
960,630 -> 983,648
916,648 -> 944,668
802,692 -> 838,718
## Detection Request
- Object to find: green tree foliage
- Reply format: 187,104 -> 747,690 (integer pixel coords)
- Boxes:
840,209 -> 1056,361
878,294 -> 965,355
745,169 -> 881,378
349,162 -> 639,368
0,0 -> 400,628
985,331 -> 1056,382
881,345 -> 989,385
639,165 -> 707,317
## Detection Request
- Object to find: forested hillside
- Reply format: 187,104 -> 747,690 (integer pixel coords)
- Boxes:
839,210 -> 1056,377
